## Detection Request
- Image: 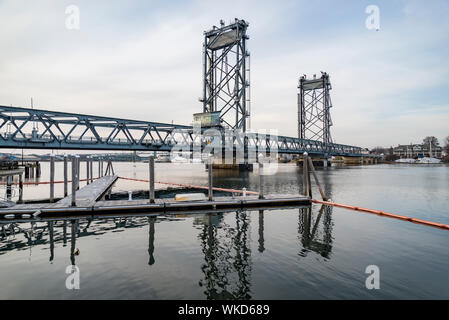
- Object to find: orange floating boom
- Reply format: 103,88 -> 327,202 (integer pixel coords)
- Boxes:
311,199 -> 449,231
121,176 -> 449,231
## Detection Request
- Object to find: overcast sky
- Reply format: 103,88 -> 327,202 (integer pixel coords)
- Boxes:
0,0 -> 448,151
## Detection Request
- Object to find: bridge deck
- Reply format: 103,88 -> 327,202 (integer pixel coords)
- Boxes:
0,105 -> 366,157
0,194 -> 310,218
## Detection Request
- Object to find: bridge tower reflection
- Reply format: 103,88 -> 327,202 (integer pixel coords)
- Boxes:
298,205 -> 334,258
198,211 -> 252,300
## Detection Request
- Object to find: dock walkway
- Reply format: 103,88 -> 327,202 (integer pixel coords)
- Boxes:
53,175 -> 118,207
7,175 -> 118,212
0,192 -> 310,218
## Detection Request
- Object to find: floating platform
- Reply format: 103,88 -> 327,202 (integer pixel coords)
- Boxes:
0,172 -> 310,219
0,194 -> 310,219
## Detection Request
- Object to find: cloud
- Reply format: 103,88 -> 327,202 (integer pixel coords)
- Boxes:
0,0 -> 448,151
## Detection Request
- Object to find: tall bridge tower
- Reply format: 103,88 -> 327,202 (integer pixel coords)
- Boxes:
298,72 -> 333,148
200,19 -> 250,131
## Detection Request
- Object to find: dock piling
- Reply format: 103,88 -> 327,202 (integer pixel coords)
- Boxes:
90,157 -> 93,183
208,155 -> 213,201
36,162 -> 41,177
18,173 -> 23,203
307,159 -> 312,198
149,155 -> 155,203
6,175 -> 12,201
307,157 -> 327,201
64,155 -> 68,197
71,156 -> 76,206
303,152 -> 309,197
50,154 -> 55,202
258,154 -> 264,199
86,157 -> 90,185
76,156 -> 80,190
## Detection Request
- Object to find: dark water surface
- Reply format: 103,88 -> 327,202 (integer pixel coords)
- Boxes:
1,162 -> 448,299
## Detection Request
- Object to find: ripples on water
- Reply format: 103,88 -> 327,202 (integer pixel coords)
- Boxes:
0,162 -> 448,299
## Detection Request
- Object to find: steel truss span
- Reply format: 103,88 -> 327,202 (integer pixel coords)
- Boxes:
0,105 -> 362,156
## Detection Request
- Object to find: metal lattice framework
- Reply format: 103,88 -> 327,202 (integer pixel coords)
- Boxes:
202,19 -> 249,131
0,105 -> 363,156
0,105 -> 192,151
298,72 -> 333,149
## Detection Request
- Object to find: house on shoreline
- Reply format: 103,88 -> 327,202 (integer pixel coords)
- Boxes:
393,143 -> 443,159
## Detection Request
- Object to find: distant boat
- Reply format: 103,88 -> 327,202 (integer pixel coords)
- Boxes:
395,158 -> 416,163
416,157 -> 441,164
395,157 -> 441,164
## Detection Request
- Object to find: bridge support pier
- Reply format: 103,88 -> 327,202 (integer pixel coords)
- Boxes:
296,157 -> 331,167
343,156 -> 363,165
210,154 -> 254,171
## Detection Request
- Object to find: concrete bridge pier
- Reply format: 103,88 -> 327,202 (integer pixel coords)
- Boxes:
343,156 -> 378,165
343,156 -> 363,165
296,157 -> 331,167
209,153 -> 254,171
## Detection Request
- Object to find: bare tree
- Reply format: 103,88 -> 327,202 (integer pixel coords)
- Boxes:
371,146 -> 386,154
444,136 -> 449,162
423,136 -> 439,147
385,146 -> 398,161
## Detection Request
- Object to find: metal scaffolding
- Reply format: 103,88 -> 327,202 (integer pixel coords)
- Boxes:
201,19 -> 250,131
298,72 -> 333,149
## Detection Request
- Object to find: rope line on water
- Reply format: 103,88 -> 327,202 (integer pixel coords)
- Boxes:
118,176 -> 259,195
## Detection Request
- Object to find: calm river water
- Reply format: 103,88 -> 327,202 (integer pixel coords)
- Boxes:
0,162 -> 448,299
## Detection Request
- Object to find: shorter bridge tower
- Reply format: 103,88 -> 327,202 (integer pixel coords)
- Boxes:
298,72 -> 333,149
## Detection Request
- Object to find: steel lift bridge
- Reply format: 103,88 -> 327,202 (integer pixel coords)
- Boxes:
0,19 -> 363,159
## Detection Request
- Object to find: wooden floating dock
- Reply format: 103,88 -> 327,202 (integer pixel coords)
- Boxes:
52,175 -> 118,207
0,193 -> 310,218
0,154 -> 312,219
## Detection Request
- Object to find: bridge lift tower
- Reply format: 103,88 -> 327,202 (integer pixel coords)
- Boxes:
298,72 -> 333,151
200,18 -> 250,131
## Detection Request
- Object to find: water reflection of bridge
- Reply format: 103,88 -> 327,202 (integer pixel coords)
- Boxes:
0,205 -> 334,298
298,206 -> 333,258
196,211 -> 252,299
